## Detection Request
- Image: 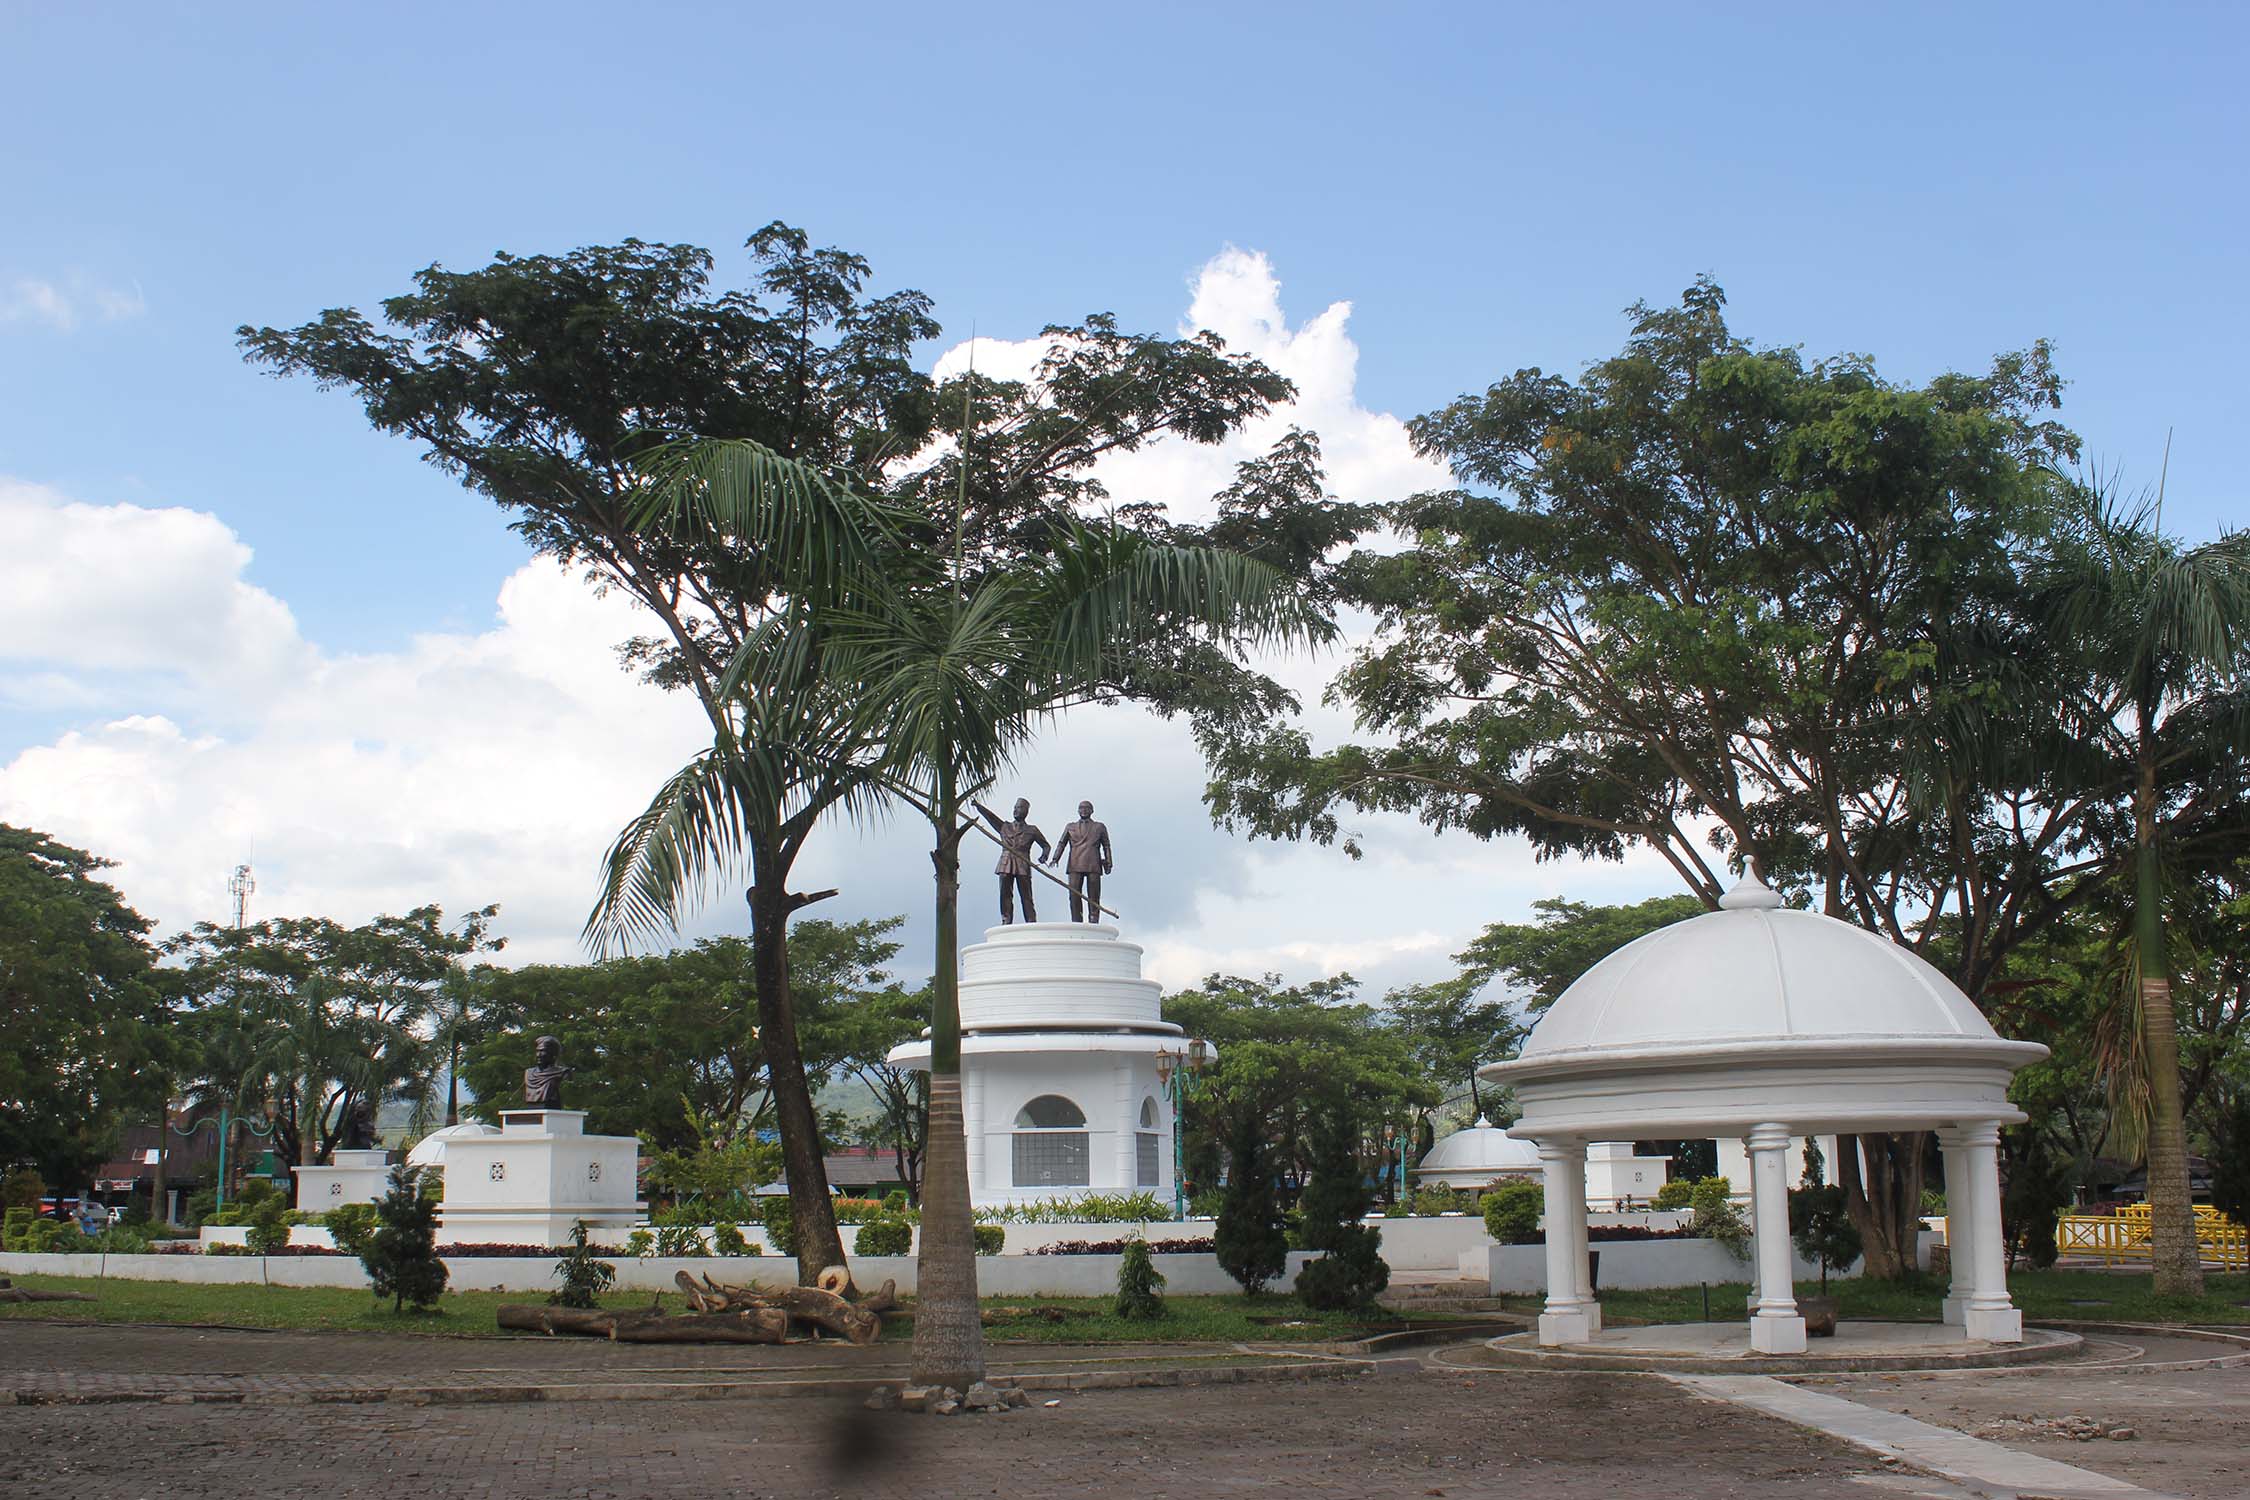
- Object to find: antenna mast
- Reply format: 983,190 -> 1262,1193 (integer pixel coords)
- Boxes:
228,863 -> 256,930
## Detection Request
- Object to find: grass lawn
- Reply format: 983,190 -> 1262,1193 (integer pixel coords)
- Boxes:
0,1273 -> 1404,1344
1498,1268 -> 2250,1327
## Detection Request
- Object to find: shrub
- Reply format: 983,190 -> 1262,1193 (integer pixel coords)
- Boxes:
831,1197 -> 889,1225
363,1164 -> 449,1313
710,1221 -> 752,1256
883,1189 -> 910,1214
1482,1181 -> 1543,1244
86,1225 -> 152,1254
2001,1126 -> 2070,1272
974,1191 -> 1168,1225
1651,1178 -> 1696,1211
1686,1177 -> 1750,1261
974,1224 -> 1004,1256
233,1177 -> 283,1213
1,1167 -> 43,1211
244,1196 -> 291,1255
1410,1184 -> 1462,1217
19,1217 -> 68,1253
2,1205 -> 33,1251
322,1202 -> 380,1258
1686,1176 -> 1734,1218
1382,1202 -> 1410,1219
550,1222 -> 617,1309
1292,1105 -> 1388,1310
184,1188 -> 218,1228
1214,1135 -> 1287,1294
1788,1182 -> 1862,1290
759,1197 -> 796,1259
1113,1238 -> 1166,1319
853,1217 -> 912,1256
653,1224 -> 710,1257
1186,1189 -> 1224,1219
624,1229 -> 655,1257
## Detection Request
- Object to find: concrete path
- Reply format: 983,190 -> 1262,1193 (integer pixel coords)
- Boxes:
1675,1375 -> 2178,1500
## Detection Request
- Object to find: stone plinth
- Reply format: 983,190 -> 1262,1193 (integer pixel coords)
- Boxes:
293,1149 -> 392,1211
434,1109 -> 641,1246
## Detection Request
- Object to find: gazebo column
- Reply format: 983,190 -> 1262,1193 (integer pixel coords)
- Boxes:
1955,1122 -> 2023,1343
1745,1123 -> 1807,1354
1937,1130 -> 1972,1326
1535,1139 -> 1593,1345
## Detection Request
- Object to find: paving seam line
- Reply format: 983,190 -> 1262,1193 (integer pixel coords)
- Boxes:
2,1356 -> 1382,1409
1671,1373 -> 2178,1500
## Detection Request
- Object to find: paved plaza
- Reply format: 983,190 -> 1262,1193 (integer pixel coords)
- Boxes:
5,1321 -> 2246,1498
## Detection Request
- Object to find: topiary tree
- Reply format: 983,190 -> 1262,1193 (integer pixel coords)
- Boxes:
550,1221 -> 617,1309
1788,1146 -> 1862,1292
1114,1237 -> 1166,1319
1482,1181 -> 1543,1243
1214,1131 -> 1287,1295
853,1216 -> 912,1256
1293,1104 -> 1388,1310
363,1163 -> 448,1313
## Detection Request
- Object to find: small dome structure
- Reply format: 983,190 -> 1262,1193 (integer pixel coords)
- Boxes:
406,1121 -> 499,1171
1414,1118 -> 1540,1187
1482,874 -> 2048,1355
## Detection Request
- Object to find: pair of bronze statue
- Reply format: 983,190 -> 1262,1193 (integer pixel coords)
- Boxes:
971,797 -> 1113,924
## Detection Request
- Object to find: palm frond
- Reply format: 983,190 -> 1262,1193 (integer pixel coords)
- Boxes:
584,747 -> 760,956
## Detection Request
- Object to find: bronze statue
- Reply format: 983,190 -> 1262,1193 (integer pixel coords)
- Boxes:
1048,799 -> 1114,922
339,1097 -> 378,1152
972,798 -> 1050,923
523,1035 -> 572,1108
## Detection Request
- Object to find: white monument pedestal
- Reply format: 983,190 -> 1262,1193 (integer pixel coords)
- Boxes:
294,1149 -> 393,1211
435,1109 -> 641,1247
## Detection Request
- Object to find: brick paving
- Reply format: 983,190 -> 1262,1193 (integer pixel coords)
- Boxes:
0,1366 -> 1896,1499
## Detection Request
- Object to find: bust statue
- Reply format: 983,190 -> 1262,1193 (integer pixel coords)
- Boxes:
522,1035 -> 573,1108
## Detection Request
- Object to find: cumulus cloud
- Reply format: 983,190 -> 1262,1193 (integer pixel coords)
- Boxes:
1,273 -> 145,332
0,247 -> 1674,990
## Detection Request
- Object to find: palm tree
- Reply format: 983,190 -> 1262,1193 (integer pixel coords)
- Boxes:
818,517 -> 1327,1391
2037,481 -> 2250,1296
587,438 -> 906,1287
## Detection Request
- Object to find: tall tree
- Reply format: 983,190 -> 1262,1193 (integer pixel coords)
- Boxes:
2029,484 -> 2250,1294
1203,280 -> 2104,1276
0,826 -> 170,1186
245,226 -> 1317,1279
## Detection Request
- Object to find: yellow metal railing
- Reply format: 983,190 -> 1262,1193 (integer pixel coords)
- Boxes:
2056,1208 -> 2246,1272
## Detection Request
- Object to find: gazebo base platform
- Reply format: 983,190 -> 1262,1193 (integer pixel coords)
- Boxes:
1470,1320 -> 2081,1376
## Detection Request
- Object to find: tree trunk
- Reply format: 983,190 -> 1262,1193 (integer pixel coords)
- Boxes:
445,1033 -> 460,1128
2135,761 -> 2205,1297
1837,1132 -> 1925,1280
912,790 -> 987,1392
747,880 -> 849,1288
149,1093 -> 169,1227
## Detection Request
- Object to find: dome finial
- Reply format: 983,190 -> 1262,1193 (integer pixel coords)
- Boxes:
1718,872 -> 1783,911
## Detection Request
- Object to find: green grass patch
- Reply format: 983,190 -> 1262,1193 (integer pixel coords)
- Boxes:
0,1274 -> 1404,1344
1497,1268 -> 2250,1327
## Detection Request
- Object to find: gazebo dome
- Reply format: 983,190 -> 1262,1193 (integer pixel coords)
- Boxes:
406,1121 -> 499,1170
1486,875 -> 2046,1140
1415,1118 -> 1540,1185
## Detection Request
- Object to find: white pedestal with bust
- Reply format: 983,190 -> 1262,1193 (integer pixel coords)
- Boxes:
434,1109 -> 641,1246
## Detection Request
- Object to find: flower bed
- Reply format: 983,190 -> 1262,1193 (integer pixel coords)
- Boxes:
1032,1236 -> 1216,1256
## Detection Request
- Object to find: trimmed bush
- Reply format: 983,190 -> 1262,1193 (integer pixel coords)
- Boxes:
1651,1178 -> 1696,1211
322,1202 -> 380,1258
758,1196 -> 797,1259
883,1189 -> 911,1214
1410,1183 -> 1462,1217
974,1224 -> 1004,1256
2,1205 -> 33,1251
710,1221 -> 752,1256
1113,1238 -> 1166,1319
1214,1134 -> 1287,1295
853,1217 -> 913,1256
244,1196 -> 290,1255
1482,1181 -> 1543,1244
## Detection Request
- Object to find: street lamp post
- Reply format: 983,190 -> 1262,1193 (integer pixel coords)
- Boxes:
1154,1038 -> 1211,1220
170,1102 -> 279,1211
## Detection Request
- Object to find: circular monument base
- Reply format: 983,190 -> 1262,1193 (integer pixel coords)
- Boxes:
1465,1320 -> 2082,1375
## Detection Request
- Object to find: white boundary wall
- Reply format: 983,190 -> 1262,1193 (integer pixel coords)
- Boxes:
2,1249 -> 1316,1298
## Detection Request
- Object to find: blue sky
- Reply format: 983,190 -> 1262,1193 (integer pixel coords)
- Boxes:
3,3 -> 2243,982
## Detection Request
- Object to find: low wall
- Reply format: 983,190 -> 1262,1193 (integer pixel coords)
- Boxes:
1474,1229 -> 1937,1293
1,1248 -> 1315,1298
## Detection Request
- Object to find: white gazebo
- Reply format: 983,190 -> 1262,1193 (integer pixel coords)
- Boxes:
1412,1117 -> 1541,1190
1484,875 -> 2048,1354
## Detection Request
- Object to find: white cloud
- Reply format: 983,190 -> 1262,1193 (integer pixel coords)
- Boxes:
0,248 -> 1683,989
1,273 -> 146,333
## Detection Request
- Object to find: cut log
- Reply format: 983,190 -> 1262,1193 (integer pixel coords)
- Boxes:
496,1304 -> 619,1336
0,1286 -> 96,1304
690,1273 -> 886,1345
607,1308 -> 789,1344
815,1265 -> 852,1296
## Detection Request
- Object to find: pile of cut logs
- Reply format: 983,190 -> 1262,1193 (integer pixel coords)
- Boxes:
497,1268 -> 895,1345
0,1278 -> 94,1305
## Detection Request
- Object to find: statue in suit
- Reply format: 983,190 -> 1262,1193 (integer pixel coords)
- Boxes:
1048,800 -> 1114,922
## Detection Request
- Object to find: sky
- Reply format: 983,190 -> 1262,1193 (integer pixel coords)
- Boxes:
3,3 -> 2244,998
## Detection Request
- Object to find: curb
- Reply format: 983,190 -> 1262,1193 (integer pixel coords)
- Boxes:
4,1355 -> 1383,1409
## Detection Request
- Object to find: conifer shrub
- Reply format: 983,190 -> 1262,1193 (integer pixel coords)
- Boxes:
1292,1105 -> 1388,1310
1114,1237 -> 1166,1319
244,1195 -> 291,1255
1213,1134 -> 1287,1295
363,1164 -> 449,1313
